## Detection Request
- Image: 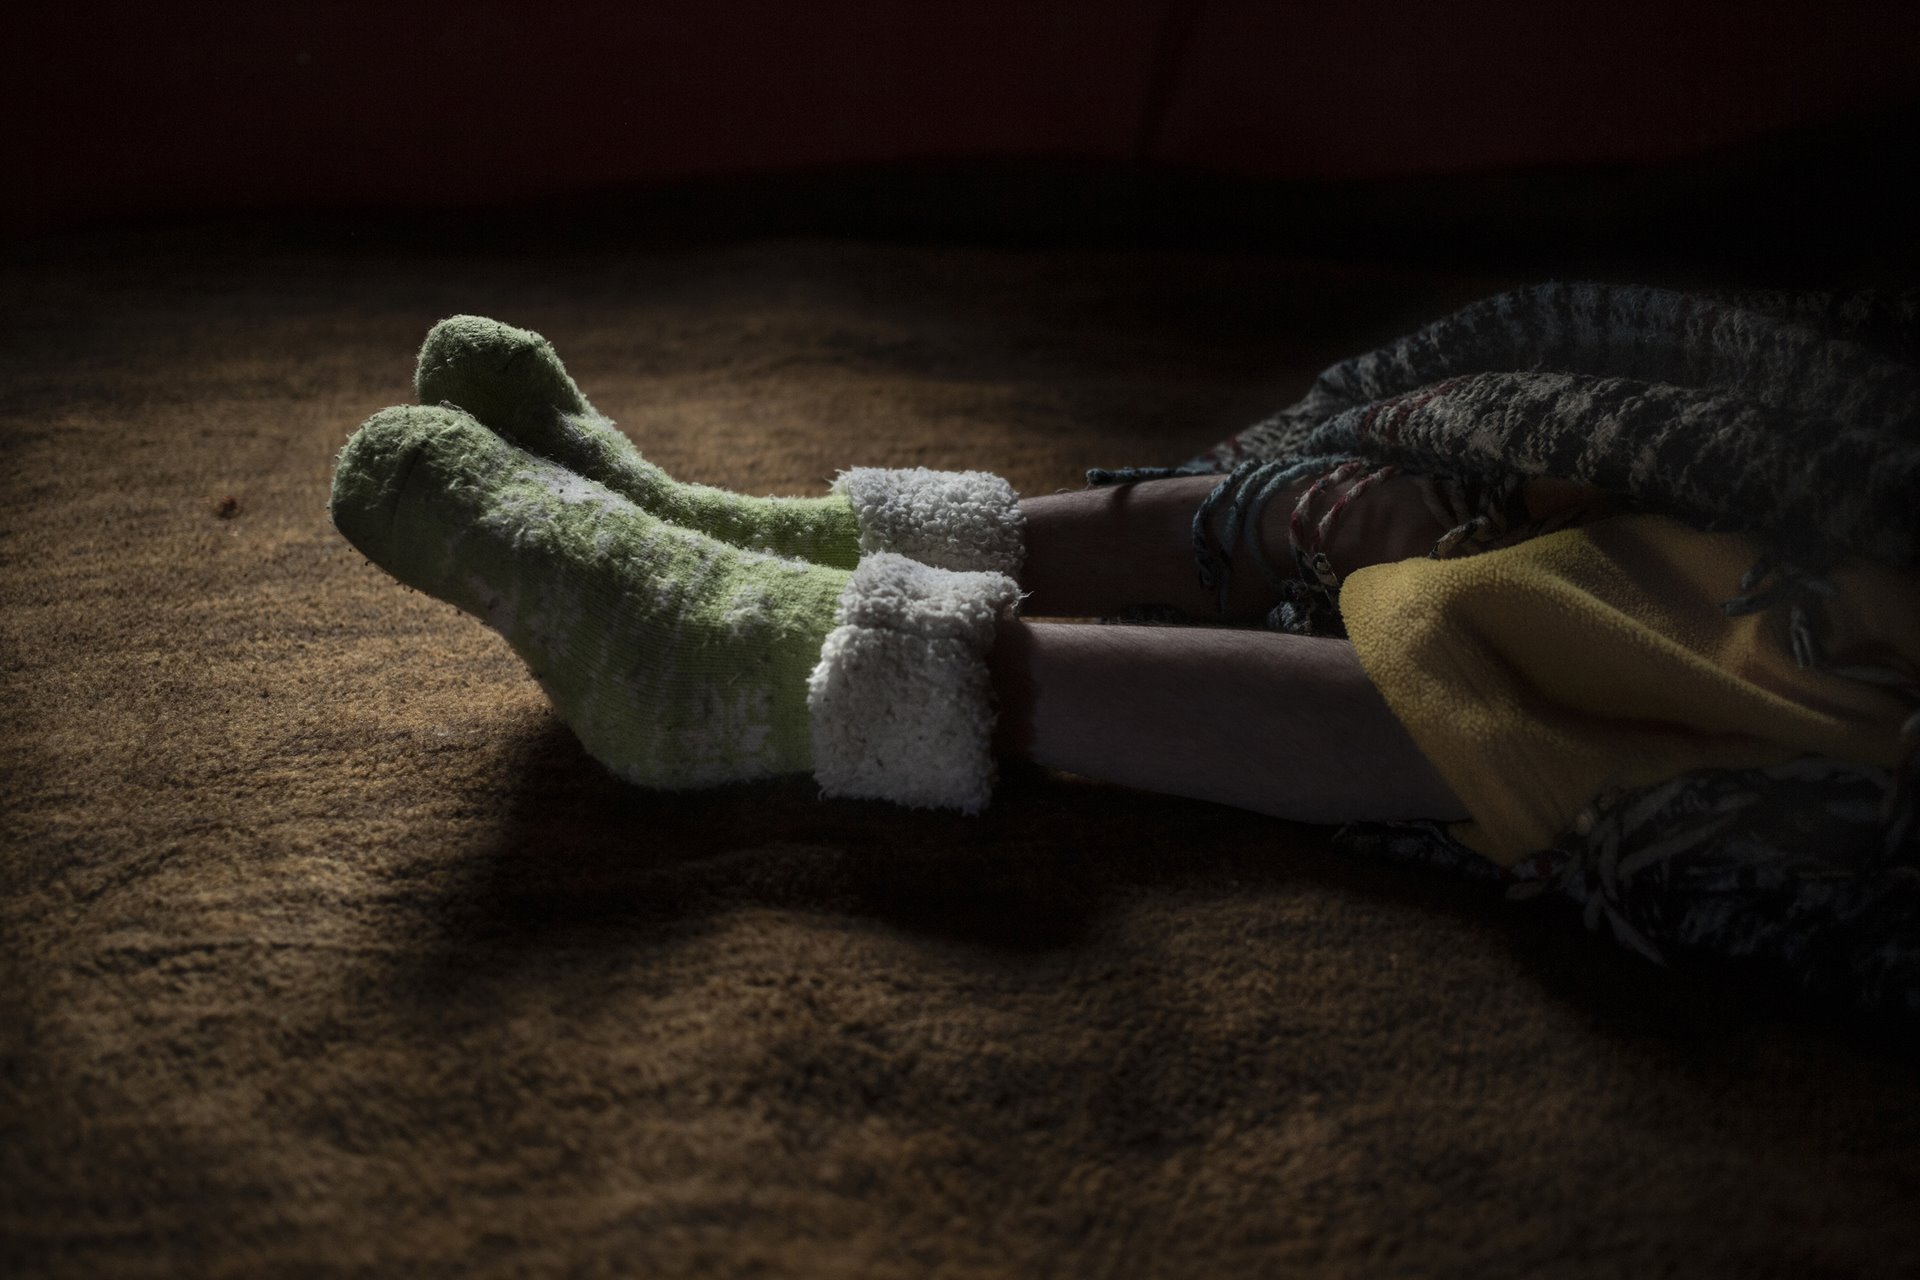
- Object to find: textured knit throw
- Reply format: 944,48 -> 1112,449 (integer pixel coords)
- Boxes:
1208,283 -> 1920,568
1106,282 -> 1920,1019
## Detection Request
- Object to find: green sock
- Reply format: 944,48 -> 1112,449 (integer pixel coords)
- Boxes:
414,315 -> 1025,576
330,404 -> 847,787
330,405 -> 1020,810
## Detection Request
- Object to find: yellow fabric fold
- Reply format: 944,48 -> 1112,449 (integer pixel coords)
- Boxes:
1341,514 -> 1920,866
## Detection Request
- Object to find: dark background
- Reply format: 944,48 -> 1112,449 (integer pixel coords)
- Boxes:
7,1 -> 1920,280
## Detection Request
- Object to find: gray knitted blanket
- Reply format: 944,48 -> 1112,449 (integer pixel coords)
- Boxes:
1206,283 -> 1920,566
1109,283 -> 1920,1019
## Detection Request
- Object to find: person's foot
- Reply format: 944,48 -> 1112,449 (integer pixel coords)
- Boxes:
330,404 -> 1017,808
414,315 -> 1025,574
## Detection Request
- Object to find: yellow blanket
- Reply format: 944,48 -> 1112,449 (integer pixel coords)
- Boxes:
1342,514 -> 1920,865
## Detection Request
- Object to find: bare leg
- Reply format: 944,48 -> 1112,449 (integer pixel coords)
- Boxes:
1018,473 -> 1448,621
990,621 -> 1466,824
997,470 -> 1464,822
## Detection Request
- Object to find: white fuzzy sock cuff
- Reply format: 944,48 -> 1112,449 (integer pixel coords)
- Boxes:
832,467 -> 1025,576
807,552 -> 1021,814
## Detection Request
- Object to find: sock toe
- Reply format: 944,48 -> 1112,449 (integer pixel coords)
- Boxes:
415,315 -> 592,437
330,403 -> 511,593
332,404 -> 445,568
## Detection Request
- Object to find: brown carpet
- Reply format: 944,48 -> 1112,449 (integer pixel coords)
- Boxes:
4,226 -> 1918,1278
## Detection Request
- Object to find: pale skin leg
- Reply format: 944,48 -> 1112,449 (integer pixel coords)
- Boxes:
991,474 -> 1470,823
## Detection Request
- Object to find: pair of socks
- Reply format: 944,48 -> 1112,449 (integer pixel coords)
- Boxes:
330,317 -> 1026,811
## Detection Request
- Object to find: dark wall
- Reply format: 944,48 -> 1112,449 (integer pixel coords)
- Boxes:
5,1 -> 1918,234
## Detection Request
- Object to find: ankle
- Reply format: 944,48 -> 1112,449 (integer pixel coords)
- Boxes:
987,618 -> 1037,756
